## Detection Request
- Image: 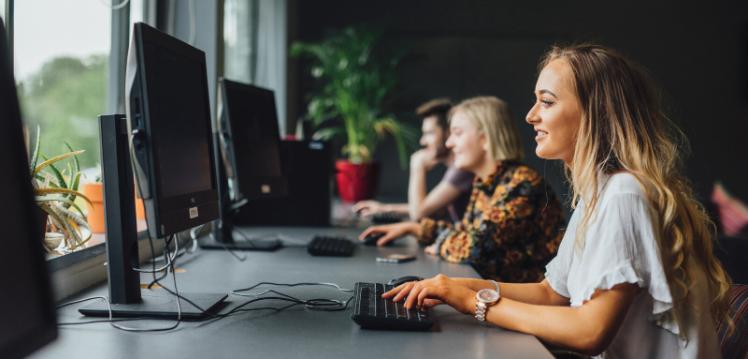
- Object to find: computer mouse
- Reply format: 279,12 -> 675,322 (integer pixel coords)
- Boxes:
387,275 -> 423,287
362,232 -> 386,246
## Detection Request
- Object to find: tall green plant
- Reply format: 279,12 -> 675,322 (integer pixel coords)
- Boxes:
291,27 -> 415,165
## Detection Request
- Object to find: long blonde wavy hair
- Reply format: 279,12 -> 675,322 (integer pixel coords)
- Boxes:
540,44 -> 731,333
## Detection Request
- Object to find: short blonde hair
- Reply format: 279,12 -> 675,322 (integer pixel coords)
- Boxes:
450,96 -> 524,162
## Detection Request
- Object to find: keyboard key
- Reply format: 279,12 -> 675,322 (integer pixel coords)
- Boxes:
417,309 -> 428,321
395,302 -> 407,319
385,295 -> 396,318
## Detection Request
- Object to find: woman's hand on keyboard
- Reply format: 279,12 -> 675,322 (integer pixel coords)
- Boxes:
382,274 -> 476,314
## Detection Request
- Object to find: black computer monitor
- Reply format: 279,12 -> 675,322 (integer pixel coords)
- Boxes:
79,22 -> 226,319
200,79 -> 288,251
126,22 -> 220,239
219,78 -> 287,201
0,19 -> 58,359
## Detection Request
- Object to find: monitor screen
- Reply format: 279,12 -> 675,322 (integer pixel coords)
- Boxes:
127,23 -> 219,237
144,43 -> 214,198
219,79 -> 286,200
0,19 -> 58,359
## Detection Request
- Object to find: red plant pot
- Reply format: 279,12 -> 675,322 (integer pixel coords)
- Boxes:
335,160 -> 380,203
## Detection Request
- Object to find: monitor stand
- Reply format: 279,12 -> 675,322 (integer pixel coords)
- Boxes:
79,292 -> 228,319
198,131 -> 282,252
199,217 -> 282,251
80,114 -> 227,320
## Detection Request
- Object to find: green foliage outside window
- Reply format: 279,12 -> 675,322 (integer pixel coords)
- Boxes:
17,54 -> 106,170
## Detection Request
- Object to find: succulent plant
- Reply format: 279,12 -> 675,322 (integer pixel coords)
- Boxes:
28,126 -> 92,253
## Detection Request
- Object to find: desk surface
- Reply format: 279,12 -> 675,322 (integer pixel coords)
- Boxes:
33,226 -> 552,359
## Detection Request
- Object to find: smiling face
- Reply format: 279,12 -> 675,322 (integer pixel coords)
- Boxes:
445,110 -> 487,173
525,58 -> 583,164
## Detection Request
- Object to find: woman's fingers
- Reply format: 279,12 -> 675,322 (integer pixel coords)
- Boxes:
416,288 -> 433,308
376,232 -> 398,246
358,226 -> 383,240
422,299 -> 443,308
404,284 -> 425,309
382,283 -> 404,298
392,282 -> 415,302
358,227 -> 373,240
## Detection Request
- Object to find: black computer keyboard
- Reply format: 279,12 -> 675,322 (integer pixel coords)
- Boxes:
351,282 -> 434,331
307,236 -> 355,257
370,211 -> 407,224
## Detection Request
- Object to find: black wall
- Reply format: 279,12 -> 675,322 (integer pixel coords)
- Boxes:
289,0 -> 748,214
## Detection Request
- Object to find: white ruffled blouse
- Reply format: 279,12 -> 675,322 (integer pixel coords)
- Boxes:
544,173 -> 721,358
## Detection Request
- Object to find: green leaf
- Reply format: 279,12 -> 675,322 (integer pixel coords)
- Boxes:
36,187 -> 91,206
33,150 -> 85,176
29,125 -> 42,174
52,203 -> 88,228
44,157 -> 68,191
35,195 -> 86,217
64,142 -> 81,173
313,127 -> 345,141
70,172 -> 81,193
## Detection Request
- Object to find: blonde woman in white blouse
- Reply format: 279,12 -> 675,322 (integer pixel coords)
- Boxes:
383,44 -> 732,358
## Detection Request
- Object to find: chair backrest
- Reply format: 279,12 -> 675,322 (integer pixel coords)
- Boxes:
718,284 -> 748,359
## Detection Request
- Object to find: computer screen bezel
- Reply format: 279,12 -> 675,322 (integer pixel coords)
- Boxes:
127,22 -> 220,238
0,18 -> 58,359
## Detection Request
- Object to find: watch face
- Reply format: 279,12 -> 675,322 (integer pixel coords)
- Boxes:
477,289 -> 499,303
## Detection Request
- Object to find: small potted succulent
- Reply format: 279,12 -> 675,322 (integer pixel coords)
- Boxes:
291,26 -> 415,202
28,127 -> 92,253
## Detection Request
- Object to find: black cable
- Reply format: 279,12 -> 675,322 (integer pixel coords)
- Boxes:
107,233 -> 183,332
146,233 -> 173,288
141,234 -> 206,313
233,281 -> 354,293
56,289 -> 355,329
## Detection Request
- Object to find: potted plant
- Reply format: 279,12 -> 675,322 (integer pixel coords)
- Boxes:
291,27 -> 415,202
81,176 -> 105,234
28,128 -> 92,253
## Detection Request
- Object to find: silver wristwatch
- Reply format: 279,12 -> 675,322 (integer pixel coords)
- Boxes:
474,280 -> 500,322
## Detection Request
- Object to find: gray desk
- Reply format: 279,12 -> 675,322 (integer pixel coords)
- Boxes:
33,226 -> 553,359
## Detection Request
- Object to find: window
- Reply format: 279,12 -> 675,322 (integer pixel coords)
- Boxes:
223,0 -> 288,135
6,0 -> 210,300
14,0 -> 111,171
223,0 -> 254,83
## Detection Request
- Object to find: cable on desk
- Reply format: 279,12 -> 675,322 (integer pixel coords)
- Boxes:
108,233 -> 183,332
55,241 -> 356,329
214,229 -> 248,262
57,296 -> 113,326
198,294 -> 355,329
231,282 -> 355,312
233,281 -> 354,295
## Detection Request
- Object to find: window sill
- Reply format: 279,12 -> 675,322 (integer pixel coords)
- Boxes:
47,220 -> 192,302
